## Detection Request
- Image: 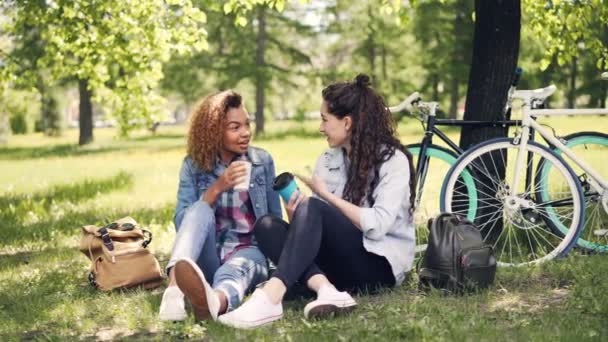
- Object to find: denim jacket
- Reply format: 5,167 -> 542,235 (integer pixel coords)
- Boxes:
174,146 -> 282,230
312,147 -> 415,285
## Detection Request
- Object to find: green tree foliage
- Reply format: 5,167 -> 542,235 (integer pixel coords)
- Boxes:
413,0 -> 473,118
1,0 -> 207,141
161,0 -> 314,134
524,0 -> 608,70
319,1 -> 418,109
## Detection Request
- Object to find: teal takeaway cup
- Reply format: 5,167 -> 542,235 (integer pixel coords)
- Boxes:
272,172 -> 299,202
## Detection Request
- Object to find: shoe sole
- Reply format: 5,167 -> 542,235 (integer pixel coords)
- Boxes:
174,260 -> 212,321
306,302 -> 356,319
159,312 -> 187,322
221,313 -> 284,329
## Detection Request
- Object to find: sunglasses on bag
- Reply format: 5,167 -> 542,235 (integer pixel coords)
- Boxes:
102,222 -> 136,231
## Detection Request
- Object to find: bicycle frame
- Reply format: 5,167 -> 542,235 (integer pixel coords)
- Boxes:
414,111 -> 524,209
511,106 -> 608,198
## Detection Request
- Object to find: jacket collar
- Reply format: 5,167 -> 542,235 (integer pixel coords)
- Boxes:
325,147 -> 346,169
246,147 -> 263,165
213,147 -> 262,169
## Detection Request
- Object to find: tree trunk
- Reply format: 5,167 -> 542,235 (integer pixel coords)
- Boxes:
459,0 -> 520,242
567,57 -> 577,108
460,0 -> 520,148
36,78 -> 49,134
449,6 -> 466,119
602,58 -> 607,108
79,78 -> 93,145
255,6 -> 266,136
367,5 -> 377,84
432,74 -> 439,102
381,45 -> 387,81
601,25 -> 607,108
449,76 -> 459,119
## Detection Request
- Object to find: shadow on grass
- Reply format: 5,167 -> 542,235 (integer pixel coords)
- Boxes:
0,135 -> 185,160
0,171 -> 137,247
130,133 -> 184,142
0,203 -> 176,339
0,144 -> 129,160
0,171 -> 133,209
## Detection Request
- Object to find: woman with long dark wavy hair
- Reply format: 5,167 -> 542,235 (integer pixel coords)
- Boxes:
218,74 -> 416,329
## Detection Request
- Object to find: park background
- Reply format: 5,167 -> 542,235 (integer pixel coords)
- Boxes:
1,0 -> 607,340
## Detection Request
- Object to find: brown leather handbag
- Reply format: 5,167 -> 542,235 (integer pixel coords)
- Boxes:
79,217 -> 165,291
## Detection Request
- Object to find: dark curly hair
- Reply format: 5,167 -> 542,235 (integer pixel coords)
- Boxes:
322,74 -> 416,211
187,90 -> 243,171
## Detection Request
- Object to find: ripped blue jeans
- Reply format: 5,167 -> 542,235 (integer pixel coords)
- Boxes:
166,201 -> 268,311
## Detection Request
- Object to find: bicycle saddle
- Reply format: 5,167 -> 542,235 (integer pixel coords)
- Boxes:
513,84 -> 557,104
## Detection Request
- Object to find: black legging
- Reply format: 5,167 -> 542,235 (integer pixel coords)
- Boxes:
254,197 -> 395,293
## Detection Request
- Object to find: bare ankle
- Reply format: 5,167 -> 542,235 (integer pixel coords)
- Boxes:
215,290 -> 228,314
262,278 -> 287,305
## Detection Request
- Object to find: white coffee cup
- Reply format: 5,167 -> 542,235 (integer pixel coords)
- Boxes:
232,160 -> 252,191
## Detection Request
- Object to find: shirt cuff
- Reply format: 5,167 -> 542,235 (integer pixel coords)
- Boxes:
359,207 -> 381,240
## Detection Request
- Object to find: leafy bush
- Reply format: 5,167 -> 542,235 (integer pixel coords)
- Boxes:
10,112 -> 28,134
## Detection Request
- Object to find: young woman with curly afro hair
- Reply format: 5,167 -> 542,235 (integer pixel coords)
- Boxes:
159,90 -> 281,323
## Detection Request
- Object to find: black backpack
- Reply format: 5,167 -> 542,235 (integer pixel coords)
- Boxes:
418,213 -> 496,293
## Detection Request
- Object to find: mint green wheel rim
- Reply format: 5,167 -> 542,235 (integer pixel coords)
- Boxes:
409,146 -> 478,221
539,135 -> 608,251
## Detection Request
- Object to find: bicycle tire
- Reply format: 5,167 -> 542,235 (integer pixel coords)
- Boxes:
535,131 -> 608,252
440,138 -> 584,266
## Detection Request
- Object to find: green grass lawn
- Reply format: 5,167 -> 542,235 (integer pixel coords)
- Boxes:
1,117 -> 607,341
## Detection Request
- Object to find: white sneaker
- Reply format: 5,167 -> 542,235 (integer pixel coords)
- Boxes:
304,286 -> 357,319
174,258 -> 220,321
159,286 -> 187,321
218,289 -> 283,329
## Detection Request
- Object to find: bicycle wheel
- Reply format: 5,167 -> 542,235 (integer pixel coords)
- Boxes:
407,143 -> 478,257
535,131 -> 608,252
440,138 -> 584,266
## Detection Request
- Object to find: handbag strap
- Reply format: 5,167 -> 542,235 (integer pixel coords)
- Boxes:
142,229 -> 152,248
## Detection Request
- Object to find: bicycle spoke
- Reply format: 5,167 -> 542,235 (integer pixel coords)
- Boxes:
441,139 -> 583,265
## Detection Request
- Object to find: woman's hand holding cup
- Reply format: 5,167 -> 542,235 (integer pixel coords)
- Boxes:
218,161 -> 250,192
285,190 -> 305,222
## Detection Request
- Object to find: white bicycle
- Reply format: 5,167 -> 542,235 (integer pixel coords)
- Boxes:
439,73 -> 608,266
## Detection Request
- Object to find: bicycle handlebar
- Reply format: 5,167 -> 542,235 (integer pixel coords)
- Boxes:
388,92 -> 421,113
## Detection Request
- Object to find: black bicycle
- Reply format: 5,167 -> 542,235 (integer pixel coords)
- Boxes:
389,68 -> 551,255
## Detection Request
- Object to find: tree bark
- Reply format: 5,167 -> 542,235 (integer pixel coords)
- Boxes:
567,57 -> 577,108
449,76 -> 459,119
602,58 -> 607,108
366,5 -> 377,85
449,6 -> 467,119
79,78 -> 93,145
459,0 -> 520,242
431,74 -> 439,102
460,0 -> 520,148
601,25 -> 607,108
255,6 -> 266,135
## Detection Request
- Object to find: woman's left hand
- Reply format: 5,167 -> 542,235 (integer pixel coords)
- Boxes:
296,173 -> 329,199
